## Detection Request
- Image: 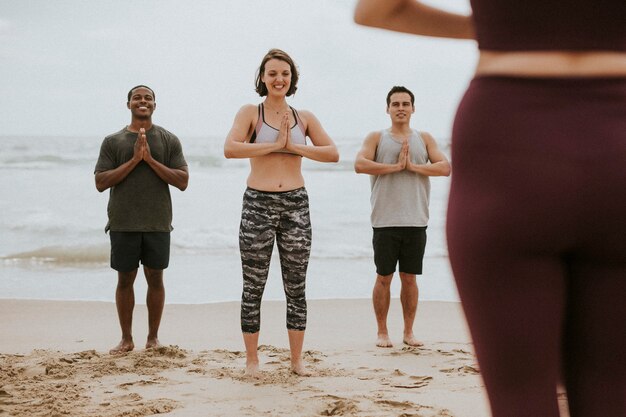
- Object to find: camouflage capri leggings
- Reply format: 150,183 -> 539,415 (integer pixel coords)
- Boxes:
239,187 -> 312,333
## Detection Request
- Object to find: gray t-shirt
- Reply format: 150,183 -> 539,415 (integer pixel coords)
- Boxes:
95,125 -> 187,232
370,129 -> 431,227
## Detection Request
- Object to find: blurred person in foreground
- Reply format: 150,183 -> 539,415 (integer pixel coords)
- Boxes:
354,1 -> 626,416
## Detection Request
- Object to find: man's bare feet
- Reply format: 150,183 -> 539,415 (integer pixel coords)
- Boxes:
376,333 -> 393,348
244,360 -> 260,378
145,337 -> 162,350
403,334 -> 424,347
109,339 -> 134,355
291,361 -> 312,376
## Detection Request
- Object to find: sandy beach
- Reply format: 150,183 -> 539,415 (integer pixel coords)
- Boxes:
0,298 -> 493,416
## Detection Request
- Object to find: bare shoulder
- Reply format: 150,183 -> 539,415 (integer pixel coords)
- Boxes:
418,131 -> 449,163
231,104 -> 260,130
418,131 -> 438,145
365,130 -> 383,144
358,131 -> 382,154
293,109 -> 326,137
293,109 -> 317,125
418,130 -> 434,140
294,108 -> 313,118
356,130 -> 383,161
237,103 -> 258,118
227,104 -> 259,142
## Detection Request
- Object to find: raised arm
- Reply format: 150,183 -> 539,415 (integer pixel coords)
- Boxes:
287,111 -> 339,163
144,160 -> 189,191
354,0 -> 475,40
354,131 -> 405,175
95,130 -> 189,192
95,159 -> 141,192
224,105 -> 283,159
95,133 -> 145,192
407,132 -> 451,176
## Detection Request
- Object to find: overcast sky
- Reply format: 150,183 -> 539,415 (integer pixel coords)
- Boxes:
0,0 -> 476,140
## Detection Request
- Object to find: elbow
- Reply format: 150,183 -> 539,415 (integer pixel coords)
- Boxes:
95,177 -> 107,193
354,5 -> 378,27
354,1 -> 401,28
178,173 -> 190,191
174,181 -> 188,192
223,143 -> 236,159
354,11 -> 375,28
224,145 -> 241,159
353,9 -> 367,26
319,147 -> 339,163
441,162 -> 452,177
177,177 -> 189,191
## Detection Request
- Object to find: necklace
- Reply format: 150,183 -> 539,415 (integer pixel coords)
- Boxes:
264,103 -> 289,114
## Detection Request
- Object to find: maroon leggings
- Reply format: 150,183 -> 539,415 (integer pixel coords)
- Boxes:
447,77 -> 626,416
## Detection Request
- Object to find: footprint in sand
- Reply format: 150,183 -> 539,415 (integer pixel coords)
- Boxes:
375,399 -> 454,416
113,392 -> 144,402
145,345 -> 188,359
318,395 -> 359,416
439,364 -> 480,375
387,346 -> 433,357
99,398 -> 179,416
391,375 -> 434,389
117,378 -> 162,389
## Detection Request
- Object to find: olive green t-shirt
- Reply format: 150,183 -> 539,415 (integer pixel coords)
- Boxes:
94,125 -> 187,232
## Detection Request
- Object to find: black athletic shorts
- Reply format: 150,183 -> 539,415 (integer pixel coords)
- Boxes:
372,226 -> 427,276
109,231 -> 170,272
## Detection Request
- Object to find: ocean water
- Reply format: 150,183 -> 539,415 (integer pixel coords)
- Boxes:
0,135 -> 458,304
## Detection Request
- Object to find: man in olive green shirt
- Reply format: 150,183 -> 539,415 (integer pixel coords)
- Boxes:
95,85 -> 189,354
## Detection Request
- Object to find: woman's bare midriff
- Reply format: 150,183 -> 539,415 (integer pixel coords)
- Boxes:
476,51 -> 626,77
246,152 -> 305,192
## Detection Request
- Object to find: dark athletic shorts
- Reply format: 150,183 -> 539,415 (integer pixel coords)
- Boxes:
372,227 -> 427,276
109,231 -> 170,272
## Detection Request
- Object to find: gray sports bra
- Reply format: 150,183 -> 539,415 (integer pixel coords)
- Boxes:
250,103 -> 307,152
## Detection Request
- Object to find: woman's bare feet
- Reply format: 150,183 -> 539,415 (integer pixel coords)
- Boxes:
291,361 -> 312,376
376,333 -> 393,348
109,338 -> 134,355
403,333 -> 424,347
244,360 -> 260,378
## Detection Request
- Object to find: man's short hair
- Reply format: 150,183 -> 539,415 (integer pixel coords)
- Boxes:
386,86 -> 415,107
127,85 -> 156,102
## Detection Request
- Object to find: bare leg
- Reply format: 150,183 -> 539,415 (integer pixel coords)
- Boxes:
399,272 -> 423,346
373,274 -> 394,347
242,332 -> 260,377
110,270 -> 137,354
288,330 -> 311,376
144,266 -> 164,349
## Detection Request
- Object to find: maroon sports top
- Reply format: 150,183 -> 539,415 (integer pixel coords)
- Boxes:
470,0 -> 626,51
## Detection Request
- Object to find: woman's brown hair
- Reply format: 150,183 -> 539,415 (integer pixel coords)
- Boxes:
255,48 -> 299,97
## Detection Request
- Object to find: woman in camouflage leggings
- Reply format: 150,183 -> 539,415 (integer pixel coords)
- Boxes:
224,49 -> 339,377
239,187 -> 311,334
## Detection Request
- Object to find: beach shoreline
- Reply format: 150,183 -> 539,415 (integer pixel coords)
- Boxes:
0,298 -> 492,416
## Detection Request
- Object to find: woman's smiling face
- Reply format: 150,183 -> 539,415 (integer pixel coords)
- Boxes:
261,59 -> 292,97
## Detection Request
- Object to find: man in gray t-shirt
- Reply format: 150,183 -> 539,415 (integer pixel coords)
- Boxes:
354,86 -> 450,348
95,85 -> 189,354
